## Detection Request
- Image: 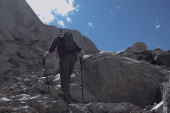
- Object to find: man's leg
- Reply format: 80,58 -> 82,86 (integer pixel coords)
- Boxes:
59,55 -> 78,103
59,55 -> 71,103
69,55 -> 78,76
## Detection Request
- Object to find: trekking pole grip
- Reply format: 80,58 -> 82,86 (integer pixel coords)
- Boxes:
79,57 -> 83,65
42,57 -> 45,67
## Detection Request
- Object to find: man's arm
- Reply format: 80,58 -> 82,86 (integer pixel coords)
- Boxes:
43,33 -> 62,60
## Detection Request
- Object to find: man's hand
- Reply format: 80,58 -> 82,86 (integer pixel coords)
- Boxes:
42,51 -> 50,65
55,33 -> 64,38
42,56 -> 46,61
79,50 -> 84,59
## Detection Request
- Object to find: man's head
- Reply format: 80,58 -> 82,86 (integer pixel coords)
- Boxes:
55,33 -> 64,38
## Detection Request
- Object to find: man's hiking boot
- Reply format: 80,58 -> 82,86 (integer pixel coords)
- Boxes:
58,93 -> 72,105
63,95 -> 71,105
64,99 -> 70,104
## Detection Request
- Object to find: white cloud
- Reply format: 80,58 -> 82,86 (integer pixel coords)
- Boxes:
26,0 -> 80,25
66,17 -> 72,23
58,20 -> 66,28
154,18 -> 160,31
155,25 -> 160,31
116,6 -> 122,9
88,22 -> 94,27
110,10 -> 114,16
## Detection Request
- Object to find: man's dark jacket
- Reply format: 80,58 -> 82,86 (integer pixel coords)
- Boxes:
48,37 -> 82,58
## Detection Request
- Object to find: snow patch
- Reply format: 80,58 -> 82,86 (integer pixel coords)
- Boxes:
0,97 -> 11,102
84,54 -> 92,59
99,51 -> 116,55
123,57 -> 141,64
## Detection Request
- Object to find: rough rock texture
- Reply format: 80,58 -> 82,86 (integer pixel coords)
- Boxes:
162,82 -> 170,113
150,49 -> 170,67
0,0 -> 99,77
83,51 -> 169,107
0,65 -> 143,113
1,0 -> 170,113
0,52 -> 168,113
118,42 -> 170,67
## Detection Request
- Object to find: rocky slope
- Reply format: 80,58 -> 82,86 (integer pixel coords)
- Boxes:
0,0 -> 99,77
0,50 -> 169,113
0,0 -> 170,113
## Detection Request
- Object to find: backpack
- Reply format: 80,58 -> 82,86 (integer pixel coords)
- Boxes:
61,32 -> 76,52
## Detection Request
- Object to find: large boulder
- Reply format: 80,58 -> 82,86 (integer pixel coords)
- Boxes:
119,42 -> 147,54
83,51 -> 169,107
117,42 -> 148,61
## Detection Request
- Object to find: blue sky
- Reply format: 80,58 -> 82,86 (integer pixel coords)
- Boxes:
26,0 -> 170,53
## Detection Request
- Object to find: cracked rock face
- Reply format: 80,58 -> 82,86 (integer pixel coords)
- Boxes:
83,51 -> 169,107
162,83 -> 170,113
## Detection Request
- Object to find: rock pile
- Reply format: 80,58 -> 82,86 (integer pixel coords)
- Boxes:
0,60 -> 164,113
118,42 -> 170,67
117,42 -> 170,113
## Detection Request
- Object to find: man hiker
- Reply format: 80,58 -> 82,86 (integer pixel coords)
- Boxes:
43,32 -> 84,104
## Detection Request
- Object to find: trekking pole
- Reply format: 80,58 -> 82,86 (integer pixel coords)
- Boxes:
79,57 -> 84,103
42,58 -> 52,100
